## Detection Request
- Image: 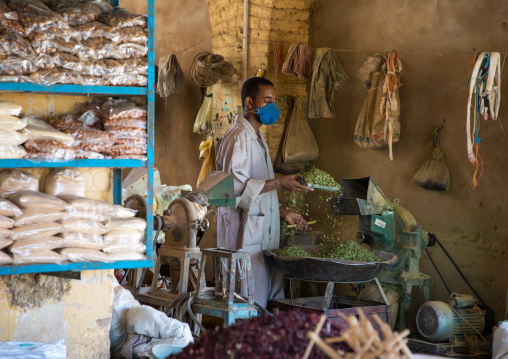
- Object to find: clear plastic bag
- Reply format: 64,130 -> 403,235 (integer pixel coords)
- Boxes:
82,75 -> 102,86
62,208 -> 110,222
14,208 -> 66,226
9,235 -> 63,254
75,149 -> 107,159
0,75 -> 32,83
114,155 -> 147,160
0,250 -> 12,263
52,52 -> 82,71
58,194 -> 115,214
102,74 -> 147,87
85,58 -> 124,76
34,53 -> 56,70
59,247 -> 109,262
107,252 -> 144,261
69,126 -> 115,142
83,0 -> 112,14
9,190 -> 67,211
29,68 -> 84,85
8,0 -> 53,13
0,100 -> 21,116
103,229 -> 145,244
113,137 -> 146,145
31,37 -> 81,55
24,139 -> 76,160
45,168 -> 85,197
109,205 -> 136,218
0,214 -> 13,228
115,26 -> 147,44
22,116 -> 75,145
73,21 -> 119,41
0,16 -> 26,37
104,143 -> 147,157
57,232 -> 105,250
0,145 -> 26,159
28,26 -> 78,42
0,115 -> 27,131
0,56 -> 35,75
11,221 -> 62,240
122,57 -> 147,75
13,1 -> 66,36
282,99 -> 319,162
98,7 -> 147,29
114,43 -> 147,59
54,3 -> 100,26
12,250 -> 63,264
0,31 -> 34,58
103,102 -> 146,120
48,114 -> 81,132
78,37 -> 116,61
104,119 -> 146,129
108,127 -> 146,138
0,169 -> 39,198
0,198 -> 22,217
103,241 -> 146,254
59,219 -> 108,235
104,217 -> 146,231
0,129 -> 27,145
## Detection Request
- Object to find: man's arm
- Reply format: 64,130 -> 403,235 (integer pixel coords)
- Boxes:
261,174 -> 313,194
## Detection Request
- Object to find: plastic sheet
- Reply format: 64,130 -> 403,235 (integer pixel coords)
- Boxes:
45,168 -> 85,197
104,143 -> 147,157
104,230 -> 145,244
0,100 -> 21,116
75,149 -> 107,159
0,169 -> 39,198
9,235 -> 63,254
104,217 -> 146,232
22,116 -> 75,145
0,214 -> 13,228
59,219 -> 108,235
59,247 -> 109,262
57,232 -> 105,250
104,119 -> 146,130
98,7 -> 147,29
29,68 -> 84,85
0,56 -> 36,75
0,198 -> 22,217
0,340 -> 66,358
12,250 -> 63,264
0,29 -> 35,57
14,208 -> 66,226
116,26 -> 147,44
102,74 -> 147,87
54,3 -> 101,26
0,129 -> 27,145
103,241 -> 146,254
0,115 -> 27,131
24,139 -> 76,160
11,221 -> 62,240
58,194 -> 115,214
0,250 -> 12,264
0,145 -> 26,159
9,190 -> 68,211
109,205 -> 136,218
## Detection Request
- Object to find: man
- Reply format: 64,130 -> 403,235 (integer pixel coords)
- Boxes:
216,77 -> 313,307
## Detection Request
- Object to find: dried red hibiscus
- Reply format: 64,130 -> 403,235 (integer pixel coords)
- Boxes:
170,309 -> 349,359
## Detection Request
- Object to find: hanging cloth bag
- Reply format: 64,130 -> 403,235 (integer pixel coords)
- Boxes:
282,98 -> 319,162
274,96 -> 313,174
193,86 -> 213,134
196,136 -> 216,188
413,126 -> 451,191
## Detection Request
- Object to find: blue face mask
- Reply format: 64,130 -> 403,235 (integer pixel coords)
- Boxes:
255,102 -> 280,125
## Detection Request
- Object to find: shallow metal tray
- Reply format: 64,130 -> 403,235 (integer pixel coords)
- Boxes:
264,245 -> 397,283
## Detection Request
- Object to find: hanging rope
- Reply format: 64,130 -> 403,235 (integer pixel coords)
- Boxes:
190,52 -> 235,87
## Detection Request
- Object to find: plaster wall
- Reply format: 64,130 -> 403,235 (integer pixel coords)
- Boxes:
309,0 -> 508,321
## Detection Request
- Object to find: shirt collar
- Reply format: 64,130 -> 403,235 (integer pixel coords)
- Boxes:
237,116 -> 262,140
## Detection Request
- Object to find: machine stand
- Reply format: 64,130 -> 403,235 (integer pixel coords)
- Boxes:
192,248 -> 257,326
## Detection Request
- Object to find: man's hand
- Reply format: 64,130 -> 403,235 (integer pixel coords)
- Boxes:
280,207 -> 311,232
262,174 -> 314,194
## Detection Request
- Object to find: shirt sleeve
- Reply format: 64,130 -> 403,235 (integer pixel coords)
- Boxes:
217,131 -> 265,212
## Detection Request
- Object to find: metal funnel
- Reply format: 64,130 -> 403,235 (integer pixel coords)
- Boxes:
196,171 -> 237,208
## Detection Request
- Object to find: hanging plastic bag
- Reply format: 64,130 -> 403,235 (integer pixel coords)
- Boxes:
196,136 -> 215,187
282,99 -> 319,162
273,96 -> 313,174
193,86 -> 213,134
413,126 -> 451,191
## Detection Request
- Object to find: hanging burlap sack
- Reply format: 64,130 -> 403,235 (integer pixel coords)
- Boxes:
413,126 -> 450,191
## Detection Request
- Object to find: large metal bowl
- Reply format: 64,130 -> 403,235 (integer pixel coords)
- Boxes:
264,245 -> 397,283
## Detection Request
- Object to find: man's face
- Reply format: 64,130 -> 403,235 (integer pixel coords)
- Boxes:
246,84 -> 277,114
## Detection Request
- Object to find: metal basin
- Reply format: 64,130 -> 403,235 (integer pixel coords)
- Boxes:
264,245 -> 397,283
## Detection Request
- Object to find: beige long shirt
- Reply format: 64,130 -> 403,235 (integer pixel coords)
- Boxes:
215,116 -> 282,307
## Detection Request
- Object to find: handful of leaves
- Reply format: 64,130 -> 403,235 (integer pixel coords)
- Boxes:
300,168 -> 341,190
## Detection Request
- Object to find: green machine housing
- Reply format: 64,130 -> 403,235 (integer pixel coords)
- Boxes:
330,177 -> 434,330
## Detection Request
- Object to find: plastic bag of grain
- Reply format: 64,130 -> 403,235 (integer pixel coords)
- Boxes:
109,205 -> 136,218
0,101 -> 22,116
0,169 -> 39,198
0,251 -> 12,264
104,217 -> 146,231
0,227 -> 12,239
103,241 -> 146,254
9,236 -> 63,254
62,209 -> 110,222
11,221 -> 62,240
0,130 -> 27,145
0,199 -> 21,217
107,252 -> 145,261
58,194 -> 115,214
13,251 -> 63,264
0,145 -> 27,159
9,191 -> 67,211
57,233 -> 105,250
103,230 -> 145,244
21,116 -> 75,146
59,219 -> 108,235
14,208 -> 66,227
45,168 -> 85,197
0,215 -> 14,228
0,238 -> 12,250
59,248 -> 109,262
0,115 -> 27,131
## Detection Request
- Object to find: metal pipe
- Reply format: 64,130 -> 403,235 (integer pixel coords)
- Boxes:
243,0 -> 249,81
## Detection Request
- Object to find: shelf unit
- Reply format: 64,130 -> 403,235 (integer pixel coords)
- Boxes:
0,0 -> 156,275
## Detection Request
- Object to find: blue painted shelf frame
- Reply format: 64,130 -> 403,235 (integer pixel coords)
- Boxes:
0,0 -> 156,275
